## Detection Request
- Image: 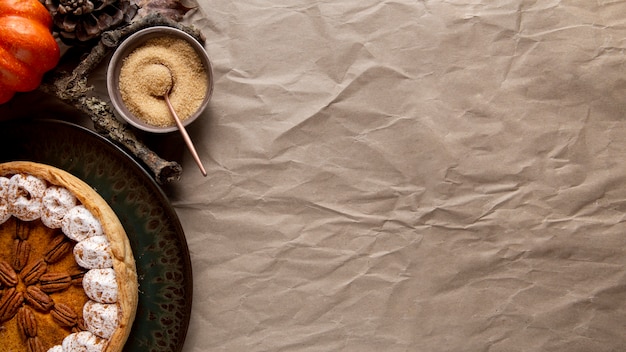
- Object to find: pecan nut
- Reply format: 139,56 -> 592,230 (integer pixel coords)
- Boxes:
44,234 -> 73,264
0,259 -> 18,287
12,239 -> 30,272
51,302 -> 78,327
17,306 -> 37,337
24,286 -> 53,312
21,259 -> 47,286
15,221 -> 31,241
69,269 -> 87,286
0,288 -> 24,322
27,336 -> 45,352
39,272 -> 71,293
72,316 -> 87,333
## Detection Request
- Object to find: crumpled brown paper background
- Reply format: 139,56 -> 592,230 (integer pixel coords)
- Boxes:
173,2 -> 626,351
4,1 -> 626,351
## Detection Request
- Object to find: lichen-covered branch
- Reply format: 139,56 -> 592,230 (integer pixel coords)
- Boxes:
39,13 -> 206,184
101,12 -> 205,48
80,97 -> 183,184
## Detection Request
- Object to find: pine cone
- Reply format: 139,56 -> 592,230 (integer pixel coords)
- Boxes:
42,0 -> 138,44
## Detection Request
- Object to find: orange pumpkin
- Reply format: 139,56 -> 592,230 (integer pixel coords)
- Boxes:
0,0 -> 60,104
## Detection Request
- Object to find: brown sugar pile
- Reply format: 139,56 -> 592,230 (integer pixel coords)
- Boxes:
118,36 -> 208,127
143,63 -> 173,97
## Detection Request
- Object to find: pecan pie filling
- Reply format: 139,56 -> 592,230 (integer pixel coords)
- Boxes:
0,219 -> 89,351
0,162 -> 137,352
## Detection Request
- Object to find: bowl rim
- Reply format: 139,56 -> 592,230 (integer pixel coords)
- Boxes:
106,26 -> 214,133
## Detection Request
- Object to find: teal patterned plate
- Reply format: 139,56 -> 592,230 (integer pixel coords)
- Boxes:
0,119 -> 192,352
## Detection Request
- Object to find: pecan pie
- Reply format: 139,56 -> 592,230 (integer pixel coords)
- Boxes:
0,161 -> 138,352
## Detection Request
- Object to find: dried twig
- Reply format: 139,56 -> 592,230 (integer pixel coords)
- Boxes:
39,13 -> 205,184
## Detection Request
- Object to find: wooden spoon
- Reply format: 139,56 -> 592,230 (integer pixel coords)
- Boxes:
148,64 -> 207,177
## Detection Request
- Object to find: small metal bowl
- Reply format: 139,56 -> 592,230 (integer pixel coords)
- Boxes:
106,26 -> 214,133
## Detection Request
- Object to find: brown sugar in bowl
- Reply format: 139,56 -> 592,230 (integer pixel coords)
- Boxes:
107,26 -> 214,133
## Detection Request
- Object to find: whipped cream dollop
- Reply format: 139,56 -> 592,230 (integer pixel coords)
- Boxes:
41,186 -> 78,229
62,205 -> 104,242
0,177 -> 10,223
8,174 -> 47,221
83,301 -> 120,339
0,172 -> 122,352
61,331 -> 107,352
84,268 -> 119,304
74,236 -> 113,269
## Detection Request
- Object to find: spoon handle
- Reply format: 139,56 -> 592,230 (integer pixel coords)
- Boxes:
164,94 -> 207,177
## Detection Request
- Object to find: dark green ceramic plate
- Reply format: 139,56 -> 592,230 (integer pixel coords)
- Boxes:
0,119 -> 192,352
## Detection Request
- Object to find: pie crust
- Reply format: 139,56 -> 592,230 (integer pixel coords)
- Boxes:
0,161 -> 138,352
